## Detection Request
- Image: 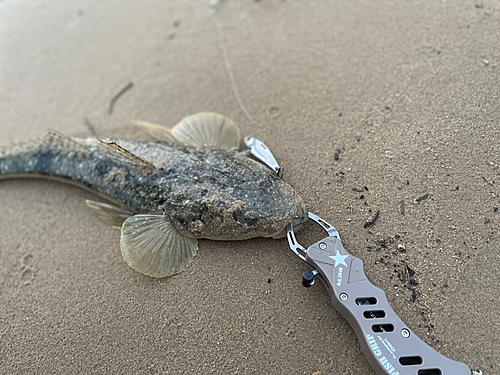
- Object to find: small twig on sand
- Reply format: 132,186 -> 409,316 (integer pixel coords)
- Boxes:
108,82 -> 134,115
413,193 -> 430,204
364,210 -> 380,228
400,199 -> 405,215
402,263 -> 410,282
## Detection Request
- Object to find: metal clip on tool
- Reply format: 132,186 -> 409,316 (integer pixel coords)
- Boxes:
242,137 -> 283,175
287,213 -> 471,375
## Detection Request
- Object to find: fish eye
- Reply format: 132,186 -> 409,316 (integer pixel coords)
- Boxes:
243,211 -> 258,225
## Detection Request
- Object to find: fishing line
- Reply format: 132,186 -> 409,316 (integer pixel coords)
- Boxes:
211,10 -> 263,127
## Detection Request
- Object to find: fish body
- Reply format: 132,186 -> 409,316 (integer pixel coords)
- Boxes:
0,137 -> 302,240
0,113 -> 307,277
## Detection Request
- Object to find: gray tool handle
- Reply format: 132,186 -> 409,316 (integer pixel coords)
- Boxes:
306,236 -> 471,375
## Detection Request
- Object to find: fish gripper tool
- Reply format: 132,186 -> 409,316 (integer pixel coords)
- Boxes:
286,212 -> 471,375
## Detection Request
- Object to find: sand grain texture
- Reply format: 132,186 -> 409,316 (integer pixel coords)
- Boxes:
0,1 -> 498,374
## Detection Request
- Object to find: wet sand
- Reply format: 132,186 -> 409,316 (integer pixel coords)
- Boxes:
0,1 -> 498,374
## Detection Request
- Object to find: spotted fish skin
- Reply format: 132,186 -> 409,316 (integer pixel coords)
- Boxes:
1,112 -> 308,278
0,134 -> 303,241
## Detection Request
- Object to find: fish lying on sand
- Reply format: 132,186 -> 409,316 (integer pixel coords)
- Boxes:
0,113 -> 307,277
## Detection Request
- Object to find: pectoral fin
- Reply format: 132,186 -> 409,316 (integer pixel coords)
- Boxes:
120,214 -> 198,278
85,200 -> 135,229
172,112 -> 241,150
135,112 -> 241,150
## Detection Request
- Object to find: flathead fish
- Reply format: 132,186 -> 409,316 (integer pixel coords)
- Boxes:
0,113 -> 307,277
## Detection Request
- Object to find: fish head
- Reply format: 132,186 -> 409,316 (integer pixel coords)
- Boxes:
269,195 -> 308,239
167,178 -> 308,241
220,191 -> 309,240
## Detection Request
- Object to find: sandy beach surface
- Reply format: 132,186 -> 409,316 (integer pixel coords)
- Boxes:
1,1 -> 498,374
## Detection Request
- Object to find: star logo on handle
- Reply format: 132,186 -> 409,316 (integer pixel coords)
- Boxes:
329,251 -> 349,268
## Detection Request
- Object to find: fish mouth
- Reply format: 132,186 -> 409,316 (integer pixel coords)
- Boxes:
271,196 -> 308,239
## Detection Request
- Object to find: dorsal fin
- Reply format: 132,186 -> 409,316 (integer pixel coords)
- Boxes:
0,131 -> 91,159
97,140 -> 154,170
